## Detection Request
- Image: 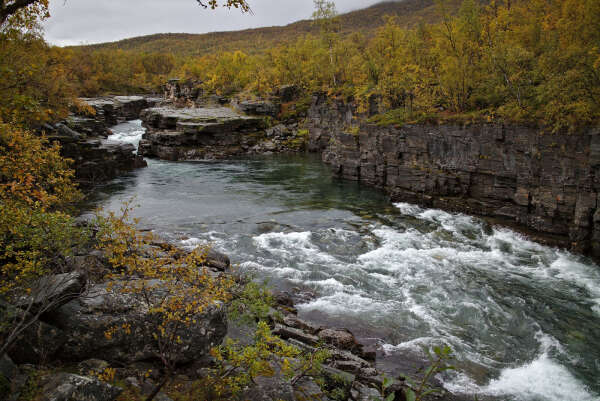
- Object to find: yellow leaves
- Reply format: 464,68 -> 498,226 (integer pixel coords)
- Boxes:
95,202 -> 236,372
0,123 -> 81,209
91,367 -> 116,383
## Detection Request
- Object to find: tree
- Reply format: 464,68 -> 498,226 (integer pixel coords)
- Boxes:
0,123 -> 85,360
95,203 -> 236,401
1,0 -> 250,29
0,0 -> 48,31
312,0 -> 340,87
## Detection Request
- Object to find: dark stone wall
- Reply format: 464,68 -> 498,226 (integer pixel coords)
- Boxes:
307,94 -> 600,260
47,96 -> 157,188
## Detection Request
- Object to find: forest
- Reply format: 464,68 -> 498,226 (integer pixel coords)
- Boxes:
2,0 -> 599,134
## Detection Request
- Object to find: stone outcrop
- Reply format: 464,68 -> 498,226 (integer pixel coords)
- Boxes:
46,280 -> 227,364
43,96 -> 160,188
233,99 -> 280,117
138,106 -> 272,160
307,93 -> 600,259
81,96 -> 160,127
164,79 -> 203,103
57,136 -> 147,187
40,373 -> 122,401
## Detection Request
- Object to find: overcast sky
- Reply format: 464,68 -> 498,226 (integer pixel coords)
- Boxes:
43,0 -> 385,46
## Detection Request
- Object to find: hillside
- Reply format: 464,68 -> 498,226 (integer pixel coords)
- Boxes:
75,0 -> 462,57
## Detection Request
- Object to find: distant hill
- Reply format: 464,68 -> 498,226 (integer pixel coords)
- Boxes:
74,0 -> 466,57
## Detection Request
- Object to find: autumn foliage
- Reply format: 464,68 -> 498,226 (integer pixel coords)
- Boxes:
59,0 -> 600,132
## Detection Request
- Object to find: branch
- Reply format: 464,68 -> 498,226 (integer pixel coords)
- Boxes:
0,0 -> 38,25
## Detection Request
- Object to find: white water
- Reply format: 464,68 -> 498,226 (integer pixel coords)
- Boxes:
105,119 -> 145,150
186,202 -> 600,401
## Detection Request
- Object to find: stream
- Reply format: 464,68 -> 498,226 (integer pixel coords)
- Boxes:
89,120 -> 600,401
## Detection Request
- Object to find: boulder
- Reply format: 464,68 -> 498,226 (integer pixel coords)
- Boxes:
205,249 -> 231,271
272,324 -> 319,346
15,272 -> 87,314
351,382 -> 382,401
0,302 -> 65,364
235,100 -> 279,117
282,315 -> 321,335
317,328 -> 360,352
124,377 -> 174,401
0,354 -> 17,398
46,280 -> 227,364
40,373 -> 122,401
0,354 -> 17,382
273,291 -> 295,308
242,362 -> 329,401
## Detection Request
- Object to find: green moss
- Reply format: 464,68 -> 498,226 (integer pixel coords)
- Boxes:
346,126 -> 360,136
368,107 -> 503,127
367,108 -> 411,127
279,96 -> 312,121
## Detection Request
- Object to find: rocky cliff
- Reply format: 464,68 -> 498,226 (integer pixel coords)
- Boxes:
138,106 -> 267,160
138,102 -> 308,160
46,96 -> 159,188
307,94 -> 600,260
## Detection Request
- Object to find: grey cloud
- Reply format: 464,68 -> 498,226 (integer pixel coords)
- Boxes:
43,0 -> 384,46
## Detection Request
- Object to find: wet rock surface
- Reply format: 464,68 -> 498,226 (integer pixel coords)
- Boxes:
307,93 -> 600,261
265,292 -> 446,401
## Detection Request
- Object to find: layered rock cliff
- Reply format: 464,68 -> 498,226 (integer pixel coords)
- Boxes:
306,94 -> 600,260
138,106 -> 268,160
138,103 -> 308,160
47,96 -> 159,187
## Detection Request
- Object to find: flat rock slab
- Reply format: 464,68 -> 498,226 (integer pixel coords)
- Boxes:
81,96 -> 146,108
139,106 -> 268,160
141,106 -> 264,132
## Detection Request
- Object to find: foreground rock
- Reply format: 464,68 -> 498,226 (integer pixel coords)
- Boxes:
46,280 -> 227,364
14,272 -> 87,313
41,373 -> 122,401
0,301 -> 66,364
267,294 -> 413,401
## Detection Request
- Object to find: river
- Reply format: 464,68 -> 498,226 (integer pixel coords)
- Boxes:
91,120 -> 600,401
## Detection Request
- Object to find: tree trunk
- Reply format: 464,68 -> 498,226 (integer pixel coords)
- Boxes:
144,373 -> 171,401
